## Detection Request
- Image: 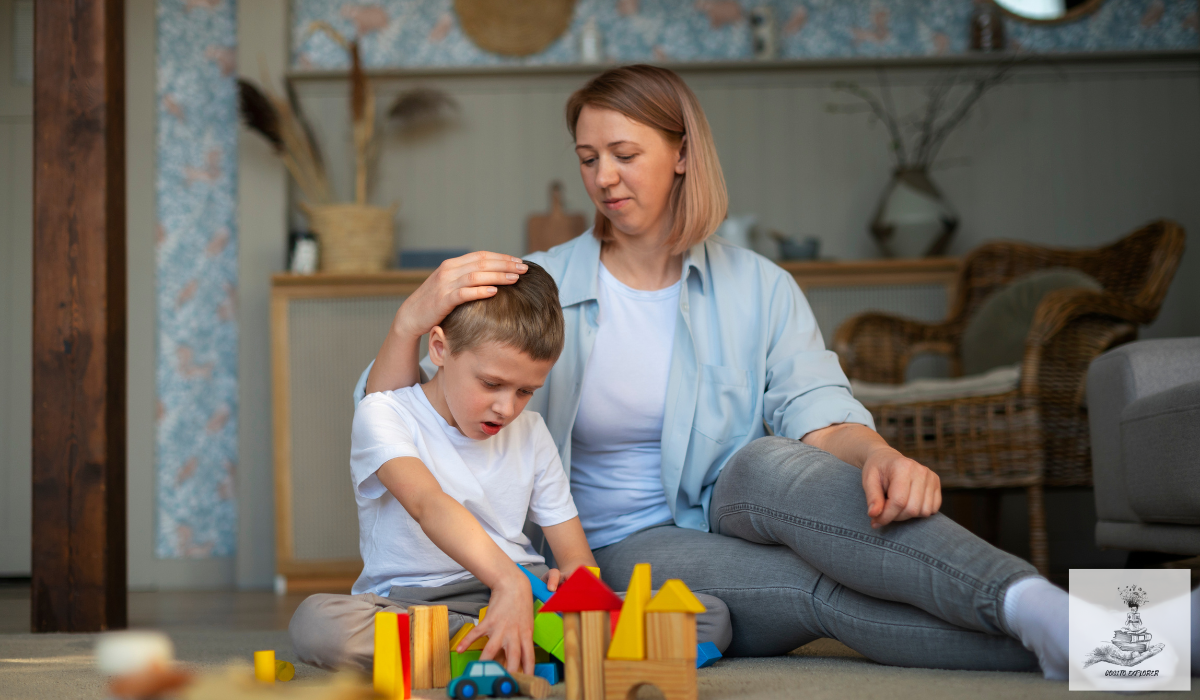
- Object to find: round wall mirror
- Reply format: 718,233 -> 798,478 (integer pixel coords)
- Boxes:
991,0 -> 1104,23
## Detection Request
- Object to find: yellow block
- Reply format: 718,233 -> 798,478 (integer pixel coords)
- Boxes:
586,566 -> 601,579
606,563 -> 651,660
450,622 -> 474,651
374,612 -> 400,697
254,650 -> 275,684
645,579 -> 706,614
478,606 -> 487,621
275,659 -> 295,682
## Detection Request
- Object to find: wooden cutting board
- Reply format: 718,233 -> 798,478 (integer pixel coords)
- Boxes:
527,181 -> 588,254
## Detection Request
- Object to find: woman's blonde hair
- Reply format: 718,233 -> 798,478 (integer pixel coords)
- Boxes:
566,65 -> 727,255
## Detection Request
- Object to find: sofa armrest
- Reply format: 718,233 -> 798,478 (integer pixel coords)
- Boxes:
1088,337 -> 1200,525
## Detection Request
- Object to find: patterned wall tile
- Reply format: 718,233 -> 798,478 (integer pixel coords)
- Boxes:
291,0 -> 1197,69
155,0 -> 239,559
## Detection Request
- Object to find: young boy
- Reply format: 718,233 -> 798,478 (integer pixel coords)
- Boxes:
289,262 -> 731,674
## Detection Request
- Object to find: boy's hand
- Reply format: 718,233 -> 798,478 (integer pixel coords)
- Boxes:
545,568 -> 561,592
456,574 -> 536,675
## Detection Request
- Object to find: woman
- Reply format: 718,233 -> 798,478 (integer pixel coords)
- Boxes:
354,65 -> 1069,677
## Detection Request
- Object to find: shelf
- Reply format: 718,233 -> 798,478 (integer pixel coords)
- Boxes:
271,256 -> 961,292
286,49 -> 1200,82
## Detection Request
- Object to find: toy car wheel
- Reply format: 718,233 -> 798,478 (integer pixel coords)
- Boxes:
494,678 -> 517,697
455,680 -> 479,699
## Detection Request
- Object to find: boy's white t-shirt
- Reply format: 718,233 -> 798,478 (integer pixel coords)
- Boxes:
350,384 -> 578,595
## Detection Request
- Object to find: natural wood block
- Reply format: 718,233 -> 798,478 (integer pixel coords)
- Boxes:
646,612 -> 696,661
511,670 -> 551,699
430,604 -> 451,687
563,611 -> 582,700
409,605 -> 433,689
580,611 -> 610,700
603,659 -> 696,700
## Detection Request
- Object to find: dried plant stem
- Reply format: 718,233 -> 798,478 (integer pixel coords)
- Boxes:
353,85 -> 375,205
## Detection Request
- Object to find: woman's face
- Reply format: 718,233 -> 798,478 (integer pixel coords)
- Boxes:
574,105 -> 686,242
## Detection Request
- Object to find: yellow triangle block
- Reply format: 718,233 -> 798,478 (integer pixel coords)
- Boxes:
646,579 -> 706,614
607,563 -> 651,660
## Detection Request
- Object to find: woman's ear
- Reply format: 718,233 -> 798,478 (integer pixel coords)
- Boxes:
428,326 -> 449,368
674,135 -> 688,175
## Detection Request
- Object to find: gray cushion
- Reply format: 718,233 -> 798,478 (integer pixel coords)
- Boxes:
1121,380 -> 1200,526
961,268 -> 1102,376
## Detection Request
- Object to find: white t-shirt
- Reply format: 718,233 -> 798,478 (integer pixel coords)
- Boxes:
350,385 -> 578,595
570,263 -> 679,548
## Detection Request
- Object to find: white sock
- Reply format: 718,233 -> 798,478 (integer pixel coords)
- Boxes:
1003,575 -> 1069,681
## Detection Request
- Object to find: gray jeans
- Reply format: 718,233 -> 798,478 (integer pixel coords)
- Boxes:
592,436 -> 1041,671
290,564 -> 732,672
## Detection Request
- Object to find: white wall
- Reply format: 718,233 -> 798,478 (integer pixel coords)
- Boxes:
235,0 -> 289,590
292,58 -> 1200,340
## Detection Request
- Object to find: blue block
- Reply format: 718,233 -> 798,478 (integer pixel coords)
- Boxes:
696,641 -> 722,669
534,661 -> 561,685
517,563 -> 554,604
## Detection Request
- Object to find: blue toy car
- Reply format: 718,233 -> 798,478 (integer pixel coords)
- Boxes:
448,660 -> 518,698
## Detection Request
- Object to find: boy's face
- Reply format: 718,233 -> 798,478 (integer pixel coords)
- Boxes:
428,329 -> 554,441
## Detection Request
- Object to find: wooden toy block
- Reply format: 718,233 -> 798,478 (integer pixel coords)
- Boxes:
374,612 -> 400,697
695,641 -> 722,669
430,604 -> 451,687
398,611 -> 412,697
450,622 -> 485,652
534,608 -> 566,662
646,612 -> 696,661
409,605 -> 433,689
645,580 -> 706,614
603,658 -> 696,700
274,659 -> 295,682
607,564 -> 651,660
534,661 -> 561,685
580,610 -> 610,700
450,649 -> 481,677
253,650 -> 275,684
563,611 -> 582,700
511,670 -> 551,699
518,562 -> 554,604
586,566 -> 601,579
478,605 -> 487,621
540,567 -> 623,614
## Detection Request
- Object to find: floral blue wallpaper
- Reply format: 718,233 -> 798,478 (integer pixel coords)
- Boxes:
155,0 -> 239,558
291,0 -> 1197,69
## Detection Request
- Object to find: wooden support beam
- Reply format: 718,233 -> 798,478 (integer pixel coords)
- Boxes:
31,0 -> 127,633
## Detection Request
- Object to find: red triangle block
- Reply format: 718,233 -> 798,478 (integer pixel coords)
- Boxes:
540,567 -> 624,613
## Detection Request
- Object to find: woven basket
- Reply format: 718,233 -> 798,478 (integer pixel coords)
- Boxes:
303,203 -> 396,273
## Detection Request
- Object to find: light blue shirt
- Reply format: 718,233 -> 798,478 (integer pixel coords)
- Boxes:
354,231 -> 874,536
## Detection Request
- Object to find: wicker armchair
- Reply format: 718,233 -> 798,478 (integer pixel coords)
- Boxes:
833,220 -> 1185,574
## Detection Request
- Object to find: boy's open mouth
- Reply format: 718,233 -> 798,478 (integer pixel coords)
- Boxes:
480,421 -> 502,436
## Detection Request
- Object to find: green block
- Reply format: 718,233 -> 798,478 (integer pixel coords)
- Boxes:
533,611 -> 566,662
451,649 -> 482,678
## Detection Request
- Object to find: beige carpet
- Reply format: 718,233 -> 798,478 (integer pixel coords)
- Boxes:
0,630 -> 1113,700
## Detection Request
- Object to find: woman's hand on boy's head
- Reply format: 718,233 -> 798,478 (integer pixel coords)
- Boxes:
393,252 -> 527,339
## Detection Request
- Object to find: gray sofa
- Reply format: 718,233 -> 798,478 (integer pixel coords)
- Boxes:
1088,337 -> 1200,556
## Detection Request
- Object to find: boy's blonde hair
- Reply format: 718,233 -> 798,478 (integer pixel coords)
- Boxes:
566,64 -> 728,255
439,261 -> 564,362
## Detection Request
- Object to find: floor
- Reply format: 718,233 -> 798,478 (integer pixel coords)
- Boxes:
0,579 -> 1191,699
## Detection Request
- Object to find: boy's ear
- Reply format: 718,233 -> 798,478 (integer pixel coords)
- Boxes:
428,326 -> 449,367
